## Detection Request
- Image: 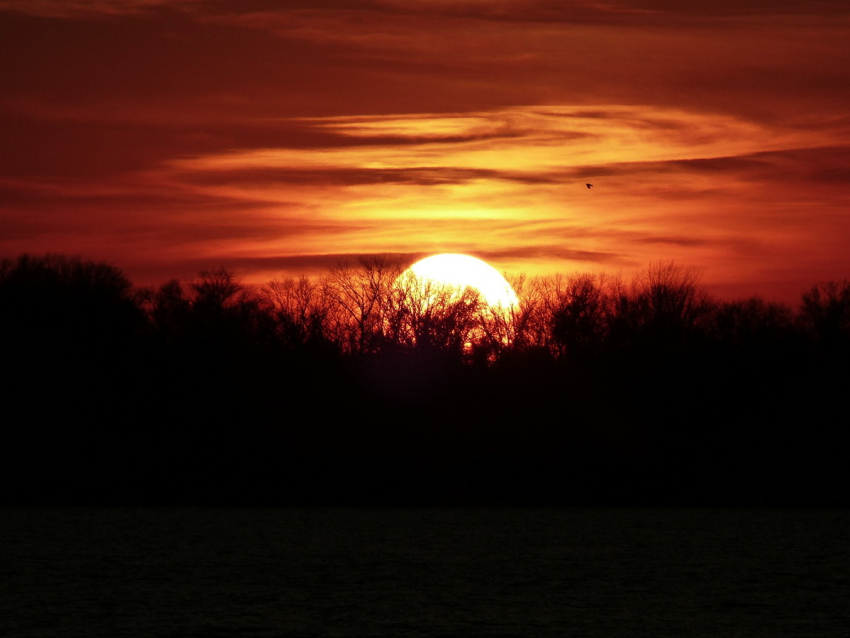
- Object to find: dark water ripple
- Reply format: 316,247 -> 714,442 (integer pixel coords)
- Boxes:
1,508 -> 848,637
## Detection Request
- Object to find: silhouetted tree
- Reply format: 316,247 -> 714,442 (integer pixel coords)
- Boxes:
321,256 -> 402,356
475,274 -> 549,365
709,296 -> 797,359
390,270 -> 486,362
0,253 -> 146,405
0,254 -> 153,503
609,260 -> 712,355
147,268 -> 275,351
545,272 -> 611,362
145,279 -> 191,341
263,275 -> 331,350
0,253 -> 143,350
799,280 -> 850,358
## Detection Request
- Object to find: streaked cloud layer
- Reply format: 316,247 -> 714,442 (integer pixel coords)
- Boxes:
1,0 -> 848,299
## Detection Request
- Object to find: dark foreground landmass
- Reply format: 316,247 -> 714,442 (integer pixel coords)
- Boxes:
2,254 -> 848,506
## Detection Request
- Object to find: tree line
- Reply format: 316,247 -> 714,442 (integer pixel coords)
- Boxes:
1,253 -> 848,506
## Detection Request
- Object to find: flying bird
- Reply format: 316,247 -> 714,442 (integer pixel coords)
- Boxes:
586,183 -> 593,189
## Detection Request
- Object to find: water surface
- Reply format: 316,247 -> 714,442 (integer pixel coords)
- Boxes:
2,508 -> 847,637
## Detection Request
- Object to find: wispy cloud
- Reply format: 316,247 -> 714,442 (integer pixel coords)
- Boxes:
1,1 -> 848,301
0,0 -> 204,18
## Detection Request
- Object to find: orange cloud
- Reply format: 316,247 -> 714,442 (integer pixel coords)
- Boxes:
1,1 -> 848,302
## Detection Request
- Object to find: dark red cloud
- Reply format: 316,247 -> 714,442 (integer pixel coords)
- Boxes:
1,0 -> 848,301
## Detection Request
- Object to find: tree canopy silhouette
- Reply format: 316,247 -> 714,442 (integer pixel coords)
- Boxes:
1,252 -> 848,507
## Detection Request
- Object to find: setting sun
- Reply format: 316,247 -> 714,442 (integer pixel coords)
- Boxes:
400,254 -> 519,309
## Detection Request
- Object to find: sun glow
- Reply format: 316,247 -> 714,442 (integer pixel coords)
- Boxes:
401,254 -> 519,309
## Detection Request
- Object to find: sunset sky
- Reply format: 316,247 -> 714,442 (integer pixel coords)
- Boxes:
1,0 -> 849,302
